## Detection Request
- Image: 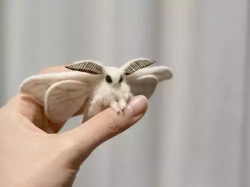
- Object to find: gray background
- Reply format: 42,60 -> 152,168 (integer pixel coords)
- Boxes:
1,0 -> 250,187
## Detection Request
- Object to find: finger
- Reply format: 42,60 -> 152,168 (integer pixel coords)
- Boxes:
4,93 -> 65,132
61,95 -> 148,155
40,66 -> 69,74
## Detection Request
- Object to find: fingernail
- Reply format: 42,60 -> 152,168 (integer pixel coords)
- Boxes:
128,95 -> 148,117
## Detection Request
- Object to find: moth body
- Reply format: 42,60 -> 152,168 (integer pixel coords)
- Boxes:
84,66 -> 132,121
20,58 -> 173,123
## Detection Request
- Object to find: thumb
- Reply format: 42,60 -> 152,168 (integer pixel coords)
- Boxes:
62,95 -> 148,154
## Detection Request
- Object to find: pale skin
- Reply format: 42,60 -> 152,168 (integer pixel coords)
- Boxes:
0,66 -> 148,187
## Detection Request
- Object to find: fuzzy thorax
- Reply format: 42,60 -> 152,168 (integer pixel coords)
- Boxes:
84,66 -> 132,121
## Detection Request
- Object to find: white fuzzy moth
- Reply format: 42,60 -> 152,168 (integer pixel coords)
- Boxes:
20,58 -> 173,123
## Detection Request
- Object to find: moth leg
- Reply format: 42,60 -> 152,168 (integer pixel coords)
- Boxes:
118,99 -> 127,112
121,91 -> 133,111
110,101 -> 121,113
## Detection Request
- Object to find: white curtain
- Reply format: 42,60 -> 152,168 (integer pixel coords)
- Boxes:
1,0 -> 250,187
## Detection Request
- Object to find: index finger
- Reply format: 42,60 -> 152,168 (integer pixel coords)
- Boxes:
40,66 -> 69,74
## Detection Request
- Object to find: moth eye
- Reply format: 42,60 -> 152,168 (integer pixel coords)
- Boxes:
106,75 -> 112,83
119,76 -> 123,83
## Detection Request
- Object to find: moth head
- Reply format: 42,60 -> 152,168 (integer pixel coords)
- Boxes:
121,58 -> 156,76
65,60 -> 104,75
104,67 -> 124,87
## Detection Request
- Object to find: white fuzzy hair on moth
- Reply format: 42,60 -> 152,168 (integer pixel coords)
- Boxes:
19,58 -> 173,123
86,66 -> 132,121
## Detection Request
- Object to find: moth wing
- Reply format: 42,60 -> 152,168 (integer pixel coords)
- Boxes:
126,66 -> 173,83
127,75 -> 158,99
20,71 -> 99,105
44,80 -> 90,123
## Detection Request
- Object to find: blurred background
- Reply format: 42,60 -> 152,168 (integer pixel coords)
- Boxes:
1,0 -> 250,187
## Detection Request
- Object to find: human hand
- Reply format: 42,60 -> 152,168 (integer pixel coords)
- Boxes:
0,66 -> 148,187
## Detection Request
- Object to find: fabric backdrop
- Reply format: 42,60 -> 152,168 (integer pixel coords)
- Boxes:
1,1 -> 250,187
